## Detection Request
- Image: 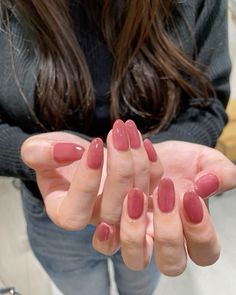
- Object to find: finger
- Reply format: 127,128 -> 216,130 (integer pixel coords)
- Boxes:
92,223 -> 120,255
194,149 -> 236,198
21,136 -> 87,170
120,188 -> 153,271
143,138 -> 163,194
181,191 -> 220,266
153,178 -> 187,276
101,120 -> 133,224
125,120 -> 150,194
44,138 -> 104,230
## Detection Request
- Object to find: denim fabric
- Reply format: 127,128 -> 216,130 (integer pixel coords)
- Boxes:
21,184 -> 160,295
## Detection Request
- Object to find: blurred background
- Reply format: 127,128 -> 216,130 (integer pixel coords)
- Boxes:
0,3 -> 236,295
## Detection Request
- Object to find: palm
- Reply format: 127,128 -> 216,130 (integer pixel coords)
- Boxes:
155,140 -> 236,196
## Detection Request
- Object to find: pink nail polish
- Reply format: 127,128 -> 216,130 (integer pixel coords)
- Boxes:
127,188 -> 144,219
194,173 -> 219,199
112,120 -> 129,151
125,120 -> 141,149
87,138 -> 103,169
97,222 -> 110,242
53,143 -> 85,163
143,139 -> 157,162
157,178 -> 175,212
183,191 -> 204,224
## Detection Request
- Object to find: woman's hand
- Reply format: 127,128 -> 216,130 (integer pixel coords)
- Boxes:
100,120 -> 163,224
21,131 -> 105,229
93,141 -> 236,275
94,179 -> 220,275
21,121 -> 163,231
155,141 -> 236,197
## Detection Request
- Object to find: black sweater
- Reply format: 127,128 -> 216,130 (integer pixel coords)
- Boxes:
0,0 -> 231,185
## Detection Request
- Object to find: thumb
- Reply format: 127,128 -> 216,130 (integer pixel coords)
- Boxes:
194,150 -> 236,198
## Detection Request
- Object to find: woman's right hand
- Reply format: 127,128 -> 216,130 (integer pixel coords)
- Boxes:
21,131 -> 105,229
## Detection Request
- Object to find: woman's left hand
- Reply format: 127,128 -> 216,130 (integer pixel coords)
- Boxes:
93,141 -> 236,275
93,179 -> 220,275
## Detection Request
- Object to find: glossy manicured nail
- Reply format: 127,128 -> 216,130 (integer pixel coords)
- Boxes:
157,178 -> 175,212
194,173 -> 219,199
53,143 -> 85,163
112,120 -> 129,151
127,188 -> 144,219
183,191 -> 204,224
97,222 -> 110,242
143,139 -> 157,162
87,138 -> 103,169
125,120 -> 141,149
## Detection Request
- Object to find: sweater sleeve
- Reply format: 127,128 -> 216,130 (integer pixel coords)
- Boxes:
0,116 -> 95,181
0,117 -> 36,181
150,0 -> 231,147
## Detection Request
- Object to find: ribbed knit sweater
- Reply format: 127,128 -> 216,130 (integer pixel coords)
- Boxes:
0,0 -> 231,192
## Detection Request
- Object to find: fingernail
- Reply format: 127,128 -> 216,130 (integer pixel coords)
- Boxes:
97,222 -> 110,242
194,173 -> 219,199
125,120 -> 141,149
127,188 -> 144,219
87,138 -> 103,169
143,139 -> 157,162
157,178 -> 175,212
183,191 -> 203,224
53,143 -> 85,163
112,120 -> 129,151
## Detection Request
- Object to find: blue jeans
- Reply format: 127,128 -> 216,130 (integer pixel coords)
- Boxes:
21,184 -> 160,295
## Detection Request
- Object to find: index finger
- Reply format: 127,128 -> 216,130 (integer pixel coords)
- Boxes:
21,132 -> 88,170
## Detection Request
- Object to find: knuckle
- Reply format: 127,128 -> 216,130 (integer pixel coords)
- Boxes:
135,161 -> 150,176
108,159 -> 134,181
80,182 -> 99,195
121,235 -> 143,250
151,166 -> 164,179
56,213 -> 88,231
157,234 -> 182,249
189,228 -> 218,249
114,165 -> 134,181
101,207 -> 122,225
101,213 -> 120,225
160,260 -> 187,277
155,234 -> 187,276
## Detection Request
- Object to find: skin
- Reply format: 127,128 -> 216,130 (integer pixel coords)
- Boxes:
21,123 -> 236,276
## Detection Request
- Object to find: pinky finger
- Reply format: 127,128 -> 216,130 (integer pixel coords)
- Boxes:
144,139 -> 163,194
181,191 -> 221,266
92,223 -> 120,255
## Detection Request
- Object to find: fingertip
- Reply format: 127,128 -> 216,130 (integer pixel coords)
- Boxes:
124,120 -> 141,149
143,139 -> 158,162
96,222 -> 111,242
112,119 -> 129,151
194,173 -> 220,199
93,223 -> 120,255
157,178 -> 176,213
21,138 -> 50,168
53,142 -> 85,163
183,191 -> 204,224
127,188 -> 145,219
87,138 -> 104,169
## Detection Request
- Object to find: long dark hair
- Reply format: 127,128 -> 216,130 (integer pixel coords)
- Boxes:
0,0 -> 213,134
